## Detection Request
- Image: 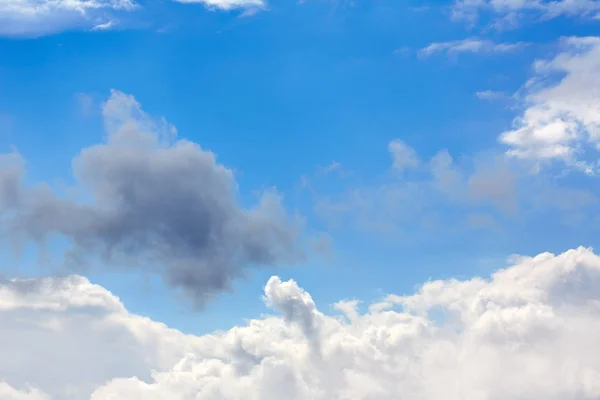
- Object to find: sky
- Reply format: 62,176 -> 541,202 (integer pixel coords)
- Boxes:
1,0 -> 600,398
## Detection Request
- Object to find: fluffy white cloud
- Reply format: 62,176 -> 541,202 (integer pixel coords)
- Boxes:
500,36 -> 600,173
2,246 -> 600,399
419,38 -> 528,58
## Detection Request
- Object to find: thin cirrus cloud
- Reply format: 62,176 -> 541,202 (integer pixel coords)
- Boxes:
418,38 -> 529,58
452,0 -> 600,26
0,0 -> 264,36
1,247 -> 600,398
500,36 -> 600,174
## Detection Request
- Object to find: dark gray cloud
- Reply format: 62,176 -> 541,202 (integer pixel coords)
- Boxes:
0,90 -> 304,306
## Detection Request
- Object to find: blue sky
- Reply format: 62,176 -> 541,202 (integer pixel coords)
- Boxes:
2,0 -> 600,338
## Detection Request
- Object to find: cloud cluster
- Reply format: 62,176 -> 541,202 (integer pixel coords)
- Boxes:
1,246 -> 600,398
0,90 -> 303,306
500,36 -> 600,173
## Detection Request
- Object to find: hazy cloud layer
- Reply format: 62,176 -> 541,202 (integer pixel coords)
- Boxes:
307,140 -> 521,236
0,90 -> 303,306
1,247 -> 600,398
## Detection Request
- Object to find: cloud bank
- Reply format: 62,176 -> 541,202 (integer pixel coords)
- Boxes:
1,246 -> 600,398
0,90 -> 303,306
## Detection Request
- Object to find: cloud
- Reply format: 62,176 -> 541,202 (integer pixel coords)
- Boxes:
2,246 -> 600,398
0,382 -> 49,400
175,0 -> 265,11
91,19 -> 118,31
419,38 -> 528,58
388,139 -> 419,173
453,0 -> 600,26
0,90 -> 304,307
311,140 -> 520,236
499,36 -> 600,173
0,0 -> 265,37
0,0 -> 136,37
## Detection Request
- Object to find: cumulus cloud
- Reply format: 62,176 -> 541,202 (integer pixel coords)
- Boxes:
500,36 -> 600,173
419,38 -> 528,58
2,246 -> 600,398
0,90 -> 303,306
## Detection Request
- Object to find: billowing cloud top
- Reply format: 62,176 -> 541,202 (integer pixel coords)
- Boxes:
0,90 -> 304,306
1,246 -> 599,398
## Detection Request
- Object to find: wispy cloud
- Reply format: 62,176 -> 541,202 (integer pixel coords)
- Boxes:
419,38 -> 528,58
475,90 -> 509,101
91,19 -> 118,31
453,0 -> 600,28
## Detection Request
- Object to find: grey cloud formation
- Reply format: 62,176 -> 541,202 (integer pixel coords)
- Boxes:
2,246 -> 600,398
0,90 -> 303,306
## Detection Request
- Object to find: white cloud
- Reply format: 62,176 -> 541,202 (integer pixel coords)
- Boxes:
500,36 -> 600,173
2,246 -> 600,398
0,0 -> 136,37
419,38 -> 528,58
